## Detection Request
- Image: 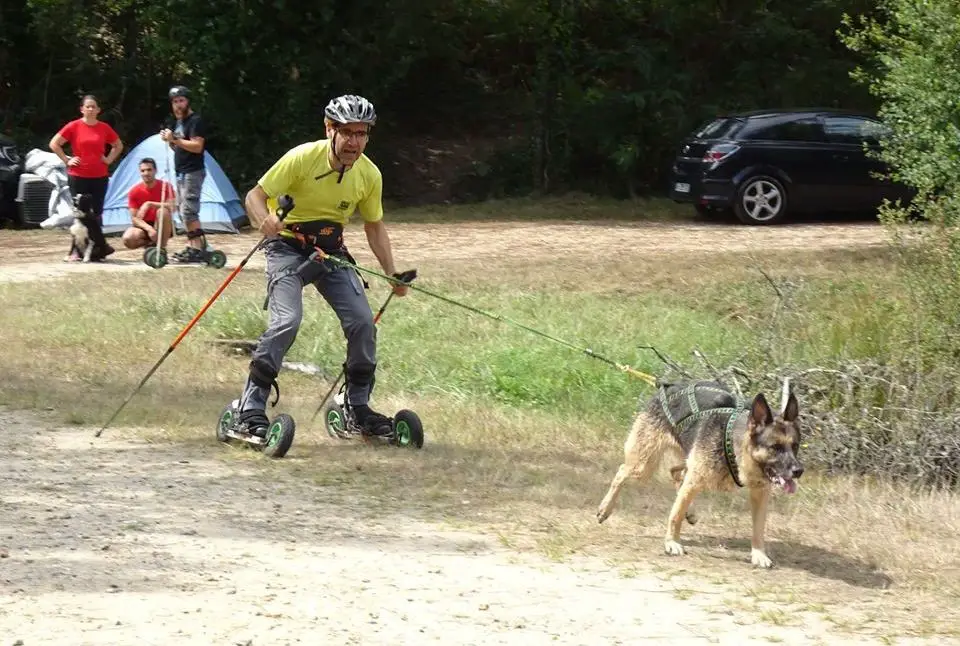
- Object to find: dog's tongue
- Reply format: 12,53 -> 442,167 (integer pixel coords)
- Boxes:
782,479 -> 797,494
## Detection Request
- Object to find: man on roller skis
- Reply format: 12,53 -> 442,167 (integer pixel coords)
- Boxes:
235,94 -> 409,439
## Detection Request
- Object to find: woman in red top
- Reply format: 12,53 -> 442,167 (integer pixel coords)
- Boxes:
49,94 -> 124,261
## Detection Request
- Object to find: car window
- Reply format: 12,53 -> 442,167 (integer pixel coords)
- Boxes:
693,117 -> 742,140
822,116 -> 888,145
741,117 -> 824,142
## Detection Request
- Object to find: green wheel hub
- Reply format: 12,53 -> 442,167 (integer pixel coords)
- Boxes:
208,249 -> 227,269
266,420 -> 283,447
395,419 -> 411,446
326,409 -> 344,435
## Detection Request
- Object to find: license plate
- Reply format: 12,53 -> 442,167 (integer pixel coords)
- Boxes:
674,182 -> 691,193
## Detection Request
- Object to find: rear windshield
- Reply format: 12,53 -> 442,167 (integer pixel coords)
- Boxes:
693,117 -> 743,140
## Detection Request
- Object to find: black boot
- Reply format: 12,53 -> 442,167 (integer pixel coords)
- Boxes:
239,408 -> 271,438
350,404 -> 393,437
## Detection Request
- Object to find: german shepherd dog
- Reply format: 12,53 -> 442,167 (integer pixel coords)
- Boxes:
596,379 -> 803,568
67,193 -> 95,263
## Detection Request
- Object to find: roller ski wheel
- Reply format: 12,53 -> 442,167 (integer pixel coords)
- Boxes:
206,249 -> 227,269
215,401 -> 296,459
216,402 -> 235,443
142,246 -> 167,269
324,401 -> 349,440
393,409 -> 424,449
262,413 -> 296,459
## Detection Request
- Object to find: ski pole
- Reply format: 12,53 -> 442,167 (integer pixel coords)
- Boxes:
308,251 -> 659,387
310,268 -> 418,423
94,195 -> 297,438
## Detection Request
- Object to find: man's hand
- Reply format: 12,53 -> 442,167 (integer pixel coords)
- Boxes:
160,129 -> 172,142
146,227 -> 158,242
259,214 -> 283,237
390,269 -> 417,297
66,156 -> 80,167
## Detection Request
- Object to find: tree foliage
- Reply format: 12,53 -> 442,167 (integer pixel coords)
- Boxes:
834,0 -> 960,485
840,0 -> 960,214
2,0 -> 877,202
839,0 -> 960,354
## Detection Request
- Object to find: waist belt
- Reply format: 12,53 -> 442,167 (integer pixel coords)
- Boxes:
282,220 -> 345,255
270,220 -> 370,296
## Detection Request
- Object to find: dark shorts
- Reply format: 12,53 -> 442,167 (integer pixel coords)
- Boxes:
177,169 -> 205,225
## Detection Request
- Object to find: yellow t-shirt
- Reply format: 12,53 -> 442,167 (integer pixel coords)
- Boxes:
258,138 -> 383,236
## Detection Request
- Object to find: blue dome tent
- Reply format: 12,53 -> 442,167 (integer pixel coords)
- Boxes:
101,134 -> 247,235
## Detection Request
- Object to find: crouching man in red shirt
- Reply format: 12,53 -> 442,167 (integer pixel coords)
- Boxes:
122,157 -> 176,250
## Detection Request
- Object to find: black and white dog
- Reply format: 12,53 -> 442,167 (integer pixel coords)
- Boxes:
67,193 -> 95,262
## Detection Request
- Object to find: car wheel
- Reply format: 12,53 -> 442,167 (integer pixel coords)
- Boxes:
734,175 -> 788,225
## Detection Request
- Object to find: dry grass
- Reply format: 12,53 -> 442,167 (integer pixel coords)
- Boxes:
0,230 -> 957,640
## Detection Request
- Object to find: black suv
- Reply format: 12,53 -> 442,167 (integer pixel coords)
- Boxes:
668,109 -> 913,225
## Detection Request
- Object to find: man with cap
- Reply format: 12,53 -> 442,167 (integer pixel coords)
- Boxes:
160,85 -> 209,263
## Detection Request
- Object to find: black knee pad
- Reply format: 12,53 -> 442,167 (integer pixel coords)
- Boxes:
249,358 -> 280,406
344,362 -> 376,392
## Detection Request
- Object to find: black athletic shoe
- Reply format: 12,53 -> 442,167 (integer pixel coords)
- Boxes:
350,405 -> 393,437
238,408 -> 270,438
173,246 -> 206,263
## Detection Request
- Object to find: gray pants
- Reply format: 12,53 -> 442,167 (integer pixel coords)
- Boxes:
176,169 -> 205,226
240,238 -> 377,412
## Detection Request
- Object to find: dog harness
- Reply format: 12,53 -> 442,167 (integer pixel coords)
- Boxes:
658,382 -> 748,488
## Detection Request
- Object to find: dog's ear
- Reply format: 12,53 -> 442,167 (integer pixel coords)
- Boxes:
749,393 -> 774,429
781,392 -> 799,423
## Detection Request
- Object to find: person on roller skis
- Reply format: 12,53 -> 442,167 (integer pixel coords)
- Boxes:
236,94 -> 408,439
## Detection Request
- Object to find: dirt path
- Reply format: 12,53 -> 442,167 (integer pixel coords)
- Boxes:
0,411 -> 926,645
0,221 -> 925,645
0,219 -> 889,283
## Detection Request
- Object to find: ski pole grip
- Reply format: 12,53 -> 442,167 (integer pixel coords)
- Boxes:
276,194 -> 295,221
392,268 -> 418,284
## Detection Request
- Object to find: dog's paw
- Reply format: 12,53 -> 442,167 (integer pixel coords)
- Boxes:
664,540 -> 686,556
684,510 -> 698,525
750,548 -> 773,568
596,507 -> 611,524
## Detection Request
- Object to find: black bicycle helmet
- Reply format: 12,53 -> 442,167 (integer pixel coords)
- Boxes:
168,85 -> 191,100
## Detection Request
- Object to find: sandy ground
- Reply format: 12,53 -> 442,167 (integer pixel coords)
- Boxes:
1,221 -> 938,645
0,218 -> 889,282
0,413 -> 935,646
